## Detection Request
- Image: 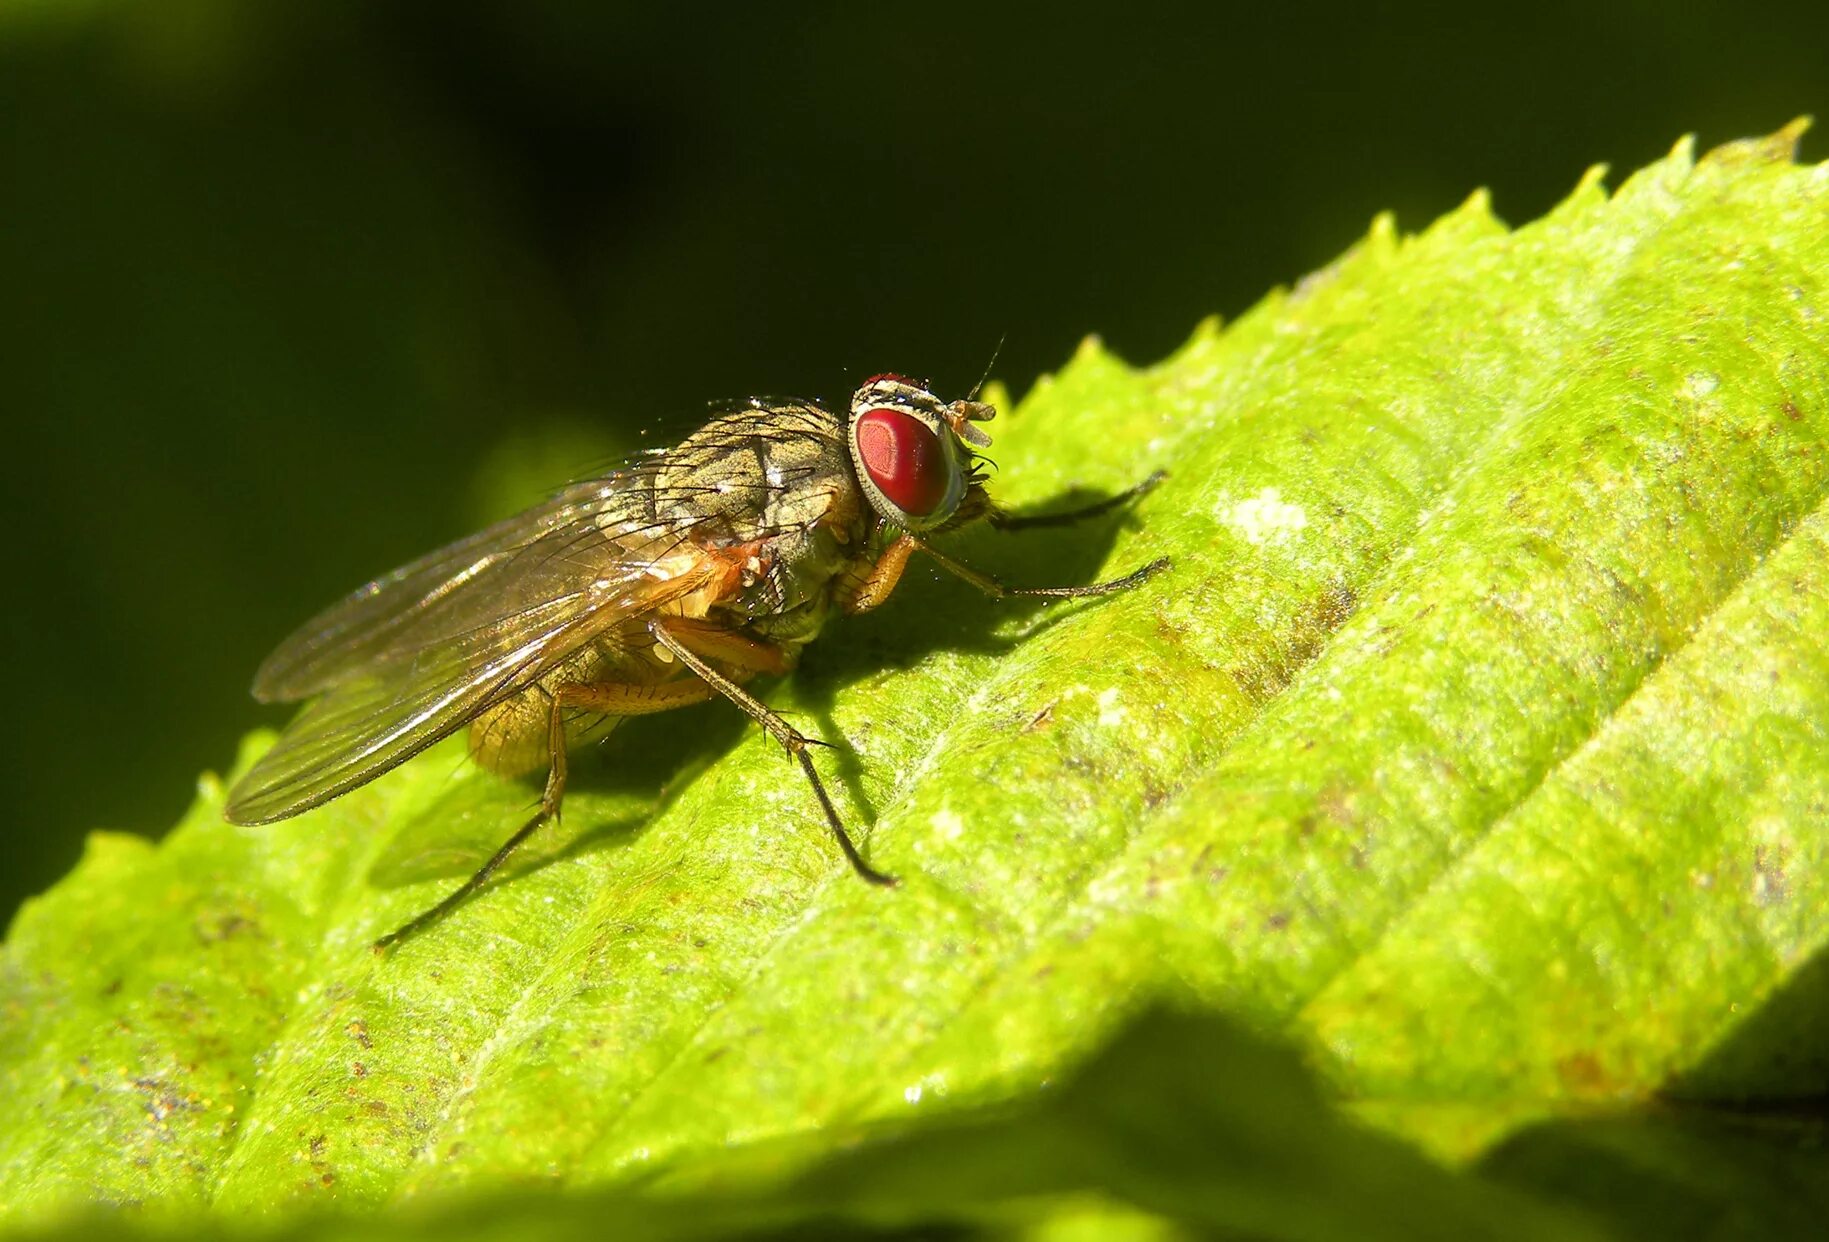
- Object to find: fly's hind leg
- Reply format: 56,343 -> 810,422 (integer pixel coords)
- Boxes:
649,616 -> 896,887
371,676 -> 720,951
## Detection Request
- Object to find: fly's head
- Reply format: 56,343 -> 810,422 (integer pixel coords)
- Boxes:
846,373 -> 995,533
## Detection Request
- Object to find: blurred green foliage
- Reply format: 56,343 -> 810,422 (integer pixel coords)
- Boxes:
2,0 -> 1825,924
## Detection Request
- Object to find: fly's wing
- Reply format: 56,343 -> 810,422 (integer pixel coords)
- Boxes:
252,476 -> 654,702
224,568 -> 716,824
225,472 -> 729,825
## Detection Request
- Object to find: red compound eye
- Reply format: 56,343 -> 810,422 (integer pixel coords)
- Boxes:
855,406 -> 950,517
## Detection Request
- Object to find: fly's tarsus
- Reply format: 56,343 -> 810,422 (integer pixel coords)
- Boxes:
650,618 -> 895,887
995,555 -> 1171,599
915,539 -> 1170,602
990,469 -> 1167,531
796,748 -> 897,887
374,676 -> 576,951
371,801 -> 555,952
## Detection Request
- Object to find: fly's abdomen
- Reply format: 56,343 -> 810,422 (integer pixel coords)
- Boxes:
466,625 -> 676,775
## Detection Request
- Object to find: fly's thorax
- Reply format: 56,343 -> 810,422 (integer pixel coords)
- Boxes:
648,401 -> 863,546
627,399 -> 868,645
725,520 -> 853,645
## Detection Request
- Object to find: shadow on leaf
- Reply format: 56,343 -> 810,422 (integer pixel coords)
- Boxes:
1473,940 -> 1829,1242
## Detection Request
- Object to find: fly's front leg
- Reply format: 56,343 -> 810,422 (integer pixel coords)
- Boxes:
837,471 -> 1169,617
649,617 -> 896,887
839,524 -> 1168,615
372,676 -> 720,951
835,534 -> 920,615
988,469 -> 1166,531
915,536 -> 1170,602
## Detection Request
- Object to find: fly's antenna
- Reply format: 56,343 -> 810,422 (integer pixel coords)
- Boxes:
967,334 -> 1007,401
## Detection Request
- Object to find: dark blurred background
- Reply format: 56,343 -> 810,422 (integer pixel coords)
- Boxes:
2,1 -> 1823,922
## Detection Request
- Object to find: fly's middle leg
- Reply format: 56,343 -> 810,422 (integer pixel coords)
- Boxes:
649,617 -> 896,888
654,616 -> 795,675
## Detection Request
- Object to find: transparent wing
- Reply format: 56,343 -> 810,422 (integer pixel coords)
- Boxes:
225,545 -> 721,824
252,476 -> 655,702
226,467 -> 735,824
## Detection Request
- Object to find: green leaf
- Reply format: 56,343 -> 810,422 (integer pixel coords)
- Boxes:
8,1008 -> 1620,1242
6,123 -> 1829,1239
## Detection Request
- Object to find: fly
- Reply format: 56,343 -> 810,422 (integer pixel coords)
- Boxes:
225,374 -> 1168,948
